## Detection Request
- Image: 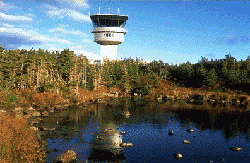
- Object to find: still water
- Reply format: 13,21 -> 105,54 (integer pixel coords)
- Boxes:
40,98 -> 250,163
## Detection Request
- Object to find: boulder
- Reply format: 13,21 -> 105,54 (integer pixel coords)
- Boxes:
29,118 -> 41,124
32,111 -> 41,117
0,109 -> 7,113
30,126 -> 39,131
14,107 -> 23,111
54,150 -> 77,163
0,110 -> 7,116
13,107 -> 24,115
27,107 -> 35,111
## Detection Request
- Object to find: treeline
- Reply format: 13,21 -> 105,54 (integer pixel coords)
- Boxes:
169,54 -> 250,93
0,47 -> 162,97
101,54 -> 250,95
0,48 -> 97,92
1,46 -> 250,99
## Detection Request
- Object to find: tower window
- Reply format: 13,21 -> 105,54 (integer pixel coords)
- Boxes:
109,33 -> 111,37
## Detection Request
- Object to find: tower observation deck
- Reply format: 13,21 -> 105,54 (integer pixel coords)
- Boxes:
90,10 -> 128,63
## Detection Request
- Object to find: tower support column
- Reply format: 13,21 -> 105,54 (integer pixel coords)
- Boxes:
100,45 -> 117,63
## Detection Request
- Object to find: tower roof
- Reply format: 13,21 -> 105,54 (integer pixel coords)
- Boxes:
90,14 -> 128,21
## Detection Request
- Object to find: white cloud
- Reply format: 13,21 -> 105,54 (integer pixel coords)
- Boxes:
58,39 -> 72,44
69,45 -> 100,60
47,9 -> 91,22
49,26 -> 89,37
25,13 -> 36,18
0,1 -> 18,12
54,0 -> 89,9
0,12 -> 32,23
43,4 -> 59,11
0,22 -> 15,28
0,26 -> 72,49
37,0 -> 89,9
27,45 -> 100,60
67,10 -> 91,22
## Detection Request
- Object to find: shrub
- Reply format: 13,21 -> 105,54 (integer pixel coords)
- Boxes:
0,89 -> 21,110
0,112 -> 45,162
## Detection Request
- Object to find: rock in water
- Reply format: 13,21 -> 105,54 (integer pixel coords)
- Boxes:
54,150 -> 76,163
183,140 -> 190,144
169,129 -> 174,135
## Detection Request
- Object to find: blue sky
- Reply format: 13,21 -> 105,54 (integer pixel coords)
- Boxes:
0,0 -> 250,65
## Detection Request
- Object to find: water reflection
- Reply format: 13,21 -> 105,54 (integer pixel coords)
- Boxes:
42,98 -> 250,162
87,105 -> 130,162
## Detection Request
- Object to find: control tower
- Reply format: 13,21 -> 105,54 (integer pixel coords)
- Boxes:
90,8 -> 128,63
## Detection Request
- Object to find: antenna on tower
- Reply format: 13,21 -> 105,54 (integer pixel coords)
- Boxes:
88,11 -> 90,16
108,7 -> 110,14
117,8 -> 120,15
98,7 -> 100,14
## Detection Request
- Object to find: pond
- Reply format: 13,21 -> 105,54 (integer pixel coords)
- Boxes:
39,97 -> 250,163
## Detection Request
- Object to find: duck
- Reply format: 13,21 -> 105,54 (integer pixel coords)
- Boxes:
188,128 -> 195,133
183,140 -> 190,144
230,147 -> 242,152
169,129 -> 174,135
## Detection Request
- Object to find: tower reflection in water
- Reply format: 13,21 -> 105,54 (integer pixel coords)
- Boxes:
87,109 -> 130,162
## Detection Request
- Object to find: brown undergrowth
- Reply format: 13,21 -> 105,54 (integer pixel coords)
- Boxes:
0,112 -> 45,163
156,80 -> 250,103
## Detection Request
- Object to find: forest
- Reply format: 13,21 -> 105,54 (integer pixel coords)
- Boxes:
1,45 -> 250,109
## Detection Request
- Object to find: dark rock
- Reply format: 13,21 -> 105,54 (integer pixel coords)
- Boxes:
230,147 -> 242,152
169,129 -> 174,135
